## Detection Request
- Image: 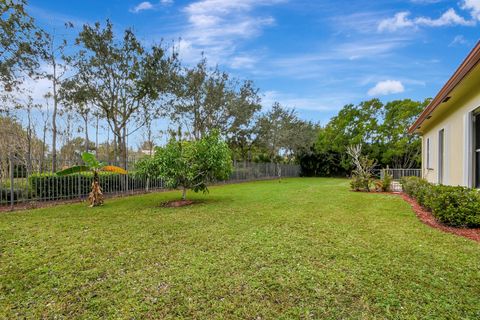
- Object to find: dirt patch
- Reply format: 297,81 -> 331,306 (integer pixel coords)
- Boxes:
392,193 -> 480,243
160,200 -> 199,208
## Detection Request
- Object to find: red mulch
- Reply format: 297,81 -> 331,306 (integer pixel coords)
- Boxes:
161,200 -> 197,208
397,193 -> 480,243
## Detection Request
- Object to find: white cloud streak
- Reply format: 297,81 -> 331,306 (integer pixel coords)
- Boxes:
130,1 -> 173,13
130,2 -> 154,13
378,8 -> 475,32
176,0 -> 284,66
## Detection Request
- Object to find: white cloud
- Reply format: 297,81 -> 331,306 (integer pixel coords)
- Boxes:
262,90 -> 356,112
461,0 -> 480,20
378,8 -> 475,32
130,1 -> 173,13
410,0 -> 443,4
449,35 -> 468,46
367,80 -> 405,96
230,55 -> 258,69
378,12 -> 415,32
130,1 -> 154,13
176,0 -> 283,65
415,8 -> 474,26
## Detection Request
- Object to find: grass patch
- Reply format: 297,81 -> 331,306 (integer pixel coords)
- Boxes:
1,178 -> 479,319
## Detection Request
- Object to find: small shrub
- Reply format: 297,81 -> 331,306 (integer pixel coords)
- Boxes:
347,144 -> 376,192
375,172 -> 393,192
400,176 -> 480,228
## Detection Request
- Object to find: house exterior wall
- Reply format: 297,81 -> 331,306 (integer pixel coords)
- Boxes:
420,88 -> 480,187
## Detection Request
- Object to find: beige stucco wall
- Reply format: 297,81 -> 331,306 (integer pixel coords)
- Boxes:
420,65 -> 480,187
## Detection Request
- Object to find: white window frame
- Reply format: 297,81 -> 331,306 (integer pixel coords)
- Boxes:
438,128 -> 445,184
426,137 -> 431,169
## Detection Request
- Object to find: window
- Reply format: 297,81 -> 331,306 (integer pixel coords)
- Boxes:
438,129 -> 445,184
474,113 -> 480,187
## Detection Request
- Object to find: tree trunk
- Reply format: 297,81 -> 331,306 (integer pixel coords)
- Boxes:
89,170 -> 104,207
182,187 -> 187,200
41,122 -> 47,171
95,114 -> 99,157
51,61 -> 58,173
84,114 -> 89,153
26,108 -> 32,176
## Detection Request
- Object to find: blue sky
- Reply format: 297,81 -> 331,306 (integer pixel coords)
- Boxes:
25,0 -> 480,140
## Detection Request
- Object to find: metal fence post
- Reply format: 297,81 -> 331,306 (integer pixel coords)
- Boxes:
9,154 -> 14,209
78,174 -> 81,200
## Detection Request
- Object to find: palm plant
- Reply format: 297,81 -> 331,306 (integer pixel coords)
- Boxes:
56,152 -> 127,207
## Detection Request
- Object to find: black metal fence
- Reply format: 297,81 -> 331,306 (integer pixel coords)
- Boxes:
0,156 -> 300,207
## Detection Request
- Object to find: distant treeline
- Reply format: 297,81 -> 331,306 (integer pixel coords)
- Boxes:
298,98 -> 430,177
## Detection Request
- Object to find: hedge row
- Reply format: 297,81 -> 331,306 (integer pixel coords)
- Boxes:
401,176 -> 480,227
0,188 -> 25,203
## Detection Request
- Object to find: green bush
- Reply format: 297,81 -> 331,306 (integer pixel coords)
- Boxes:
350,175 -> 372,192
400,176 -> 480,227
0,188 -> 25,203
375,172 -> 393,192
425,185 -> 480,227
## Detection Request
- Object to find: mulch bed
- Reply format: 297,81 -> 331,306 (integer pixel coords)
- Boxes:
160,200 -> 199,208
398,193 -> 480,243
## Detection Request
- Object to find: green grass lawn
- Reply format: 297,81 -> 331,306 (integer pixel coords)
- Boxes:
1,178 -> 479,319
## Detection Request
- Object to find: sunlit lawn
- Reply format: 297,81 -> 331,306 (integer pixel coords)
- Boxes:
1,178 -> 479,319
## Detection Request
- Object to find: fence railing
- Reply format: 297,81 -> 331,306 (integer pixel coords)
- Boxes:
0,157 -> 300,207
380,168 -> 422,181
379,168 -> 422,192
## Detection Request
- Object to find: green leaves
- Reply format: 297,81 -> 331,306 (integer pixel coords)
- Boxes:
137,131 -> 232,199
56,153 -> 108,176
56,165 -> 90,176
81,152 -> 100,169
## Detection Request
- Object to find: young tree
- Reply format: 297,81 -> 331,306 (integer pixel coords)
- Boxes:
56,152 -> 127,207
139,131 -> 232,200
73,20 -> 177,168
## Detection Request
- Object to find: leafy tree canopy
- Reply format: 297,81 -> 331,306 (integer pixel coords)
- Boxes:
138,131 -> 232,200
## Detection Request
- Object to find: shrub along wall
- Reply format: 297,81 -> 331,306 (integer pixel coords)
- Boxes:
401,176 -> 480,228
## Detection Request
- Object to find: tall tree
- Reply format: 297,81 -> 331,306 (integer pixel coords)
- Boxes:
255,102 -> 298,162
60,79 -> 93,153
380,99 -> 429,168
73,20 -> 177,168
319,99 -> 384,170
0,0 -> 44,110
41,28 -> 71,171
171,59 -> 261,140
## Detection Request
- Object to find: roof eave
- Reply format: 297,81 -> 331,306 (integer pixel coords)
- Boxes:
409,40 -> 480,135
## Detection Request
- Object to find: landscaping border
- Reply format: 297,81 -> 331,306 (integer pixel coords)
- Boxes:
399,193 -> 480,243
